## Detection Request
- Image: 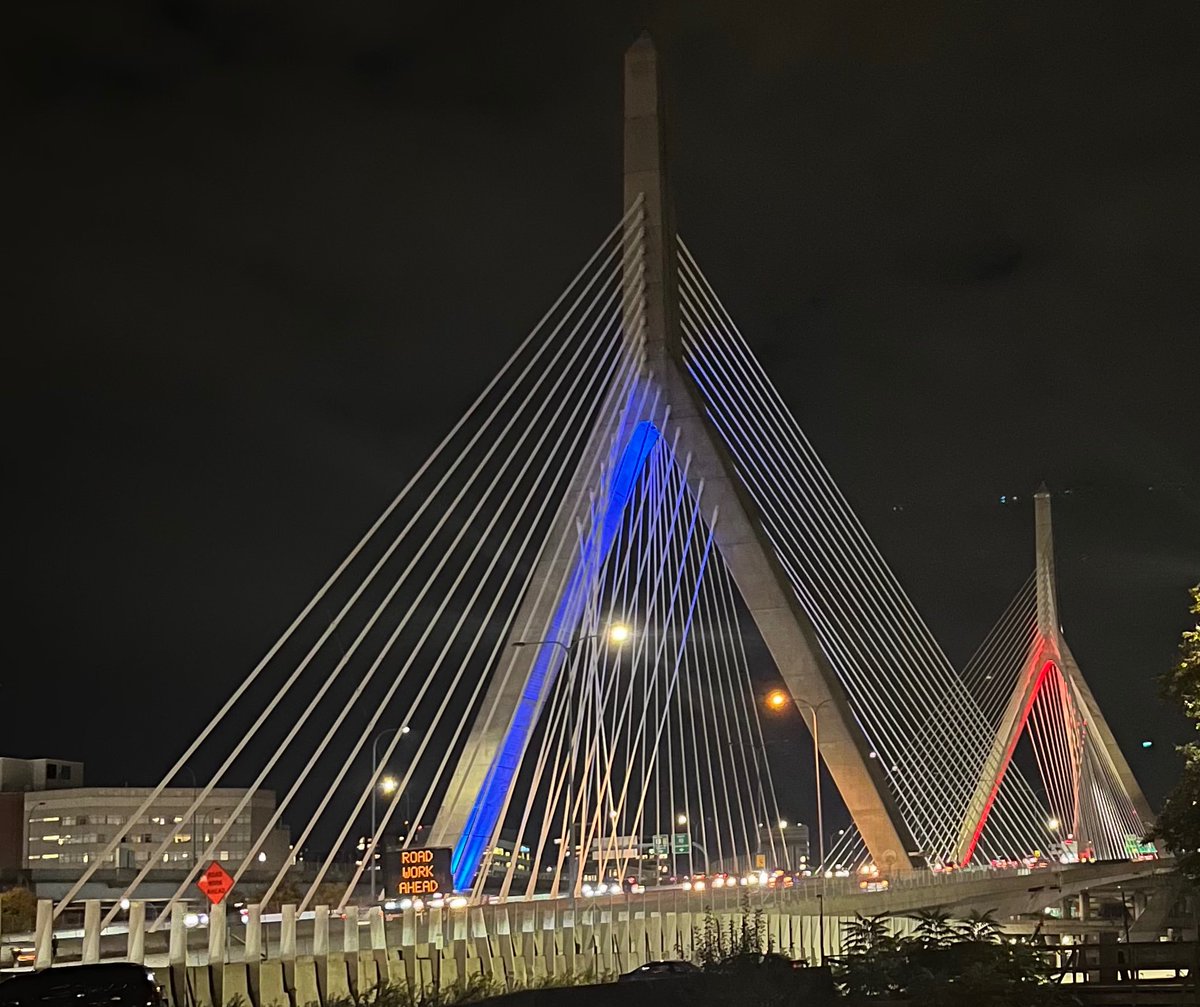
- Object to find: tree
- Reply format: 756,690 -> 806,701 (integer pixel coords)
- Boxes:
955,908 -> 1003,944
1150,584 -> 1200,879
1,887 -> 37,933
910,908 -> 957,949
837,915 -> 904,998
835,908 -> 1064,1005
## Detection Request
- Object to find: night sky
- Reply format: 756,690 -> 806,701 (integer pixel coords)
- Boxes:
6,2 -> 1198,839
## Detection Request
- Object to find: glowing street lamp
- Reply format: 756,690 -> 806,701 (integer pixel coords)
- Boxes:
1047,817 -> 1061,831
369,727 -> 413,894
512,622 -> 633,897
676,813 -> 688,826
608,622 -> 632,645
765,689 -> 789,711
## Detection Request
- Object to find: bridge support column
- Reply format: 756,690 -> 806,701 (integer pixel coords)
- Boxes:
82,900 -> 101,963
495,906 -> 516,987
540,906 -> 557,978
167,903 -> 187,1007
451,905 -> 469,984
127,901 -> 146,964
312,905 -> 329,997
245,905 -> 263,1005
208,907 -> 227,1007
561,907 -> 576,975
208,906 -> 227,965
597,910 -> 613,975
280,904 -> 297,1001
34,899 -> 53,970
470,906 -> 494,979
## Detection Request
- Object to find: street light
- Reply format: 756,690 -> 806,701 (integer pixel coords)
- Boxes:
370,728 -> 412,898
512,622 -> 632,897
766,691 -> 835,966
1047,817 -> 1060,832
676,814 -> 687,826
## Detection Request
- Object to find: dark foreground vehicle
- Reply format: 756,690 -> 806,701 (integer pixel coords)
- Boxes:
618,960 -> 702,981
0,963 -> 164,1007
704,952 -> 802,974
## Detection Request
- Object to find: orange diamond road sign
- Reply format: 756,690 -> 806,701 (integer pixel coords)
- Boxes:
197,861 -> 234,905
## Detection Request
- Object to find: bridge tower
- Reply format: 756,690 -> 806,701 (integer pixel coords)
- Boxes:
954,487 -> 1153,863
429,35 -> 916,888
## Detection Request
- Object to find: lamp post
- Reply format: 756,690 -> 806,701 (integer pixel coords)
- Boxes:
513,622 -> 631,897
765,689 -> 833,964
370,726 -> 411,899
763,691 -> 832,871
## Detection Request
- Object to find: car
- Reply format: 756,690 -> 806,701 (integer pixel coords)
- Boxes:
618,960 -> 702,981
5,947 -> 35,968
0,963 -> 165,1007
705,953 -> 800,975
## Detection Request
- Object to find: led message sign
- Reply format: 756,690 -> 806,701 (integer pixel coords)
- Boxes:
397,846 -> 453,897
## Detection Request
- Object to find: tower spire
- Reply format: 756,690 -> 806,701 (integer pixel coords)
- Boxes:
623,34 -> 678,372
1033,486 -> 1060,641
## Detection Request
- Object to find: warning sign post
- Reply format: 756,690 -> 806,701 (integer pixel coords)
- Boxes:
197,861 -> 235,905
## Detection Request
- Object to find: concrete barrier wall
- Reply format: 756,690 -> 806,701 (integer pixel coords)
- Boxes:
28,899 -> 859,1007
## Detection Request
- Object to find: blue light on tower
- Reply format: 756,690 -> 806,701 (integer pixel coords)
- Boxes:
450,419 -> 661,889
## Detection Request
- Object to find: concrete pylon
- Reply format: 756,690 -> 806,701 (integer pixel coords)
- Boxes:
429,33 -> 916,885
1034,490 -> 1153,829
954,486 -> 1153,862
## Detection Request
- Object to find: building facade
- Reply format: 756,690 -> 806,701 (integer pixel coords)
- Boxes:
24,787 -> 291,877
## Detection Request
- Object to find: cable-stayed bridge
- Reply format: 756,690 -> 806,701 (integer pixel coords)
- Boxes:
18,34 -> 1165,1000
